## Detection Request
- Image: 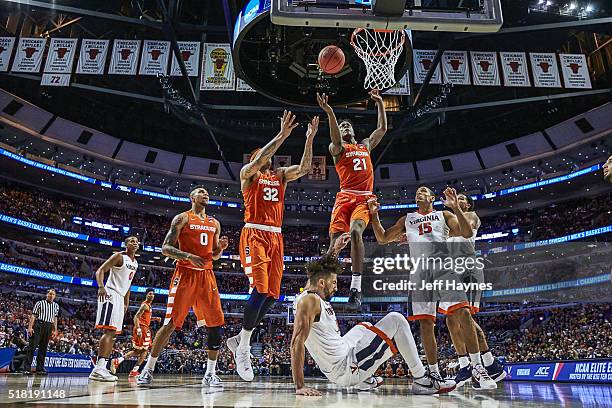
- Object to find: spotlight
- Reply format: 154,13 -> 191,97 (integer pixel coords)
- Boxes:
568,2 -> 577,10
546,1 -> 552,5
586,4 -> 594,12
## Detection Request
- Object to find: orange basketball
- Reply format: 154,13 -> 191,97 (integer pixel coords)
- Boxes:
318,45 -> 345,75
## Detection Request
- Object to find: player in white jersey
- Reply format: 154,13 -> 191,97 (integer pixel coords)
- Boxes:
368,186 -> 496,390
89,236 -> 140,382
446,194 -> 505,386
290,233 -> 456,396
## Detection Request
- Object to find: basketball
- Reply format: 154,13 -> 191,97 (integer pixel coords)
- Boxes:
318,45 -> 345,74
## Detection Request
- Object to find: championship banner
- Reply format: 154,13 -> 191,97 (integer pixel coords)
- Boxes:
308,156 -> 326,180
76,39 -> 109,74
442,51 -> 470,85
170,41 -> 201,77
139,40 -> 170,75
11,37 -> 46,73
500,52 -> 531,87
108,39 -> 141,75
412,50 -> 441,84
470,51 -> 500,86
384,71 -> 410,95
200,43 -> 235,90
529,53 -> 561,88
559,54 -> 592,89
236,77 -> 256,92
40,73 -> 71,87
0,37 -> 16,72
43,38 -> 78,73
274,155 -> 291,168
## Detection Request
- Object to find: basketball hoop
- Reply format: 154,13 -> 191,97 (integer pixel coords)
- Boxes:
350,28 -> 406,90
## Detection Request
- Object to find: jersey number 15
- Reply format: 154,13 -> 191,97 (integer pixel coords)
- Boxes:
418,222 -> 432,236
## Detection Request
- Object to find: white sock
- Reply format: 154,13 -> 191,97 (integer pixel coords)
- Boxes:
350,274 -> 362,291
458,355 -> 470,369
96,357 -> 107,369
428,363 -> 439,374
206,359 -> 217,376
239,328 -> 253,349
469,352 -> 482,367
482,351 -> 494,367
144,356 -> 158,372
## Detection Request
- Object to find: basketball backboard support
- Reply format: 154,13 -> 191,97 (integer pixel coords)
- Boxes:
271,0 -> 503,32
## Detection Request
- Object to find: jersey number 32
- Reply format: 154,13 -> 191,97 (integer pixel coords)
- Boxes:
263,187 -> 279,202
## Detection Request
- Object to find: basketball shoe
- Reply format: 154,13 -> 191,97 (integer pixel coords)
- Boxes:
226,334 -> 254,381
413,371 -> 456,394
472,364 -> 497,390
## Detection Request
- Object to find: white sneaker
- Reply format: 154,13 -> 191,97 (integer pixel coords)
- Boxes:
89,367 -> 118,382
226,334 -> 240,356
136,368 -> 154,385
472,364 -> 497,390
355,376 -> 383,391
234,346 -> 254,381
413,371 -> 456,394
202,373 -> 223,388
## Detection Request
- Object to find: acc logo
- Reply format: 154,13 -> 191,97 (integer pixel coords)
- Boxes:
535,367 -> 550,377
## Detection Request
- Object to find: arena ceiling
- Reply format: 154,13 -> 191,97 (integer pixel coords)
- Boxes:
0,0 -> 610,167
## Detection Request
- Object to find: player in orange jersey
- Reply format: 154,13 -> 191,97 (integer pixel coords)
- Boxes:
227,111 -> 319,382
110,288 -> 161,377
137,186 -> 228,388
317,90 -> 388,308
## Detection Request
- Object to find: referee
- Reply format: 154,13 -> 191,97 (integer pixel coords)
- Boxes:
24,289 -> 59,375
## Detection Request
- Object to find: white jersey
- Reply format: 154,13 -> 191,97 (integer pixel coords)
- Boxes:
293,291 -> 349,379
447,228 -> 478,257
105,253 -> 138,297
404,210 -> 449,258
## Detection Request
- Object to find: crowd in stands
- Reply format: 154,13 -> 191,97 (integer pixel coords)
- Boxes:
1,287 -> 611,377
1,181 -> 611,261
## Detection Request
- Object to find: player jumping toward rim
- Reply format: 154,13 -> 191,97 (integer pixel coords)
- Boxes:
317,90 -> 388,309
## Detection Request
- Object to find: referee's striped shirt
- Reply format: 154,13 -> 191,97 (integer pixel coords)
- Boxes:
33,300 -> 59,323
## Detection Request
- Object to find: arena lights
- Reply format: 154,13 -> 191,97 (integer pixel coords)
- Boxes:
0,148 -> 604,213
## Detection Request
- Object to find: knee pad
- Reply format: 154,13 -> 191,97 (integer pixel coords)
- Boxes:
207,326 -> 224,350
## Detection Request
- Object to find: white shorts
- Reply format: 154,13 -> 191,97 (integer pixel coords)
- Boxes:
407,266 -> 469,321
330,321 -> 397,387
95,288 -> 125,334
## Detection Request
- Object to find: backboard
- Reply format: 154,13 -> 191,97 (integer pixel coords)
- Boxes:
271,0 -> 503,32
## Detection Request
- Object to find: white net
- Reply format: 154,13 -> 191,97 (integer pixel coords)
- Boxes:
351,28 -> 406,90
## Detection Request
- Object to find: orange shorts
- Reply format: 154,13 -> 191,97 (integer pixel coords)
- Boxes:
132,325 -> 151,350
329,191 -> 374,234
239,227 -> 284,299
164,266 -> 224,330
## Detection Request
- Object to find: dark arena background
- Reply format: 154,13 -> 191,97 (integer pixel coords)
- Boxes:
0,0 -> 611,407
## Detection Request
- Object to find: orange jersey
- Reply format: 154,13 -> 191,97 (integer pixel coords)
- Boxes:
243,173 -> 285,228
335,144 -> 374,192
138,301 -> 152,328
176,210 -> 217,269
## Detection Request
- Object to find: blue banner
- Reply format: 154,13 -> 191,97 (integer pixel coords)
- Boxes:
505,360 -> 612,383
0,262 -> 350,303
0,348 -> 93,373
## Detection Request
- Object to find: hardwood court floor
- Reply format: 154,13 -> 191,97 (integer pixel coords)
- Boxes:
1,374 -> 610,407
